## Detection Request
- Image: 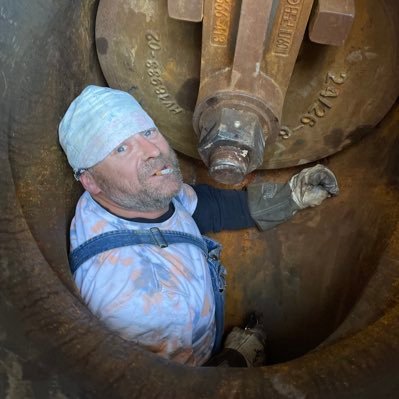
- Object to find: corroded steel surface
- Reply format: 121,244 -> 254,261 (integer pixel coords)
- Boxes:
1,0 -> 399,397
309,0 -> 356,46
96,0 -> 399,169
193,0 -> 282,182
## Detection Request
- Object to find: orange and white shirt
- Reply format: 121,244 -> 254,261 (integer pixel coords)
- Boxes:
70,184 -> 216,366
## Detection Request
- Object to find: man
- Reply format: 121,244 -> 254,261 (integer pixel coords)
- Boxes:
59,85 -> 338,367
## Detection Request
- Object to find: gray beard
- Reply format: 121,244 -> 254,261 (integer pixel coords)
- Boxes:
92,150 -> 183,212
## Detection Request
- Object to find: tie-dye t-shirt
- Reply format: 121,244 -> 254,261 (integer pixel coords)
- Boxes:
70,184 -> 216,366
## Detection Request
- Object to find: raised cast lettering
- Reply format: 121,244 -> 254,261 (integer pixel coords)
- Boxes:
211,0 -> 233,46
272,0 -> 303,55
145,32 -> 183,114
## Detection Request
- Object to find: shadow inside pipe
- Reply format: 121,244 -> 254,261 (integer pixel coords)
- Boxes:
1,5 -> 399,399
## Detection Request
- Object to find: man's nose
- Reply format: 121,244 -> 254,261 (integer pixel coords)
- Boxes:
137,136 -> 161,159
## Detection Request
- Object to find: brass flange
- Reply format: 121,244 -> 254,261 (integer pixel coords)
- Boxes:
95,0 -> 399,181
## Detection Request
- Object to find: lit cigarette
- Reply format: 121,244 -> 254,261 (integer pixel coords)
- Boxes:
155,168 -> 174,176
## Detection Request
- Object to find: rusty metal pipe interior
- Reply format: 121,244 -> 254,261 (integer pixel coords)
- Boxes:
1,0 -> 399,397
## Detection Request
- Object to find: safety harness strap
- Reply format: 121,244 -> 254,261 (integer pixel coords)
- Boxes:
69,227 -> 208,274
68,227 -> 225,355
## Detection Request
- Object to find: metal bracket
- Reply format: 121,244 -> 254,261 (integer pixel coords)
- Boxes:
309,0 -> 355,46
168,0 -> 204,22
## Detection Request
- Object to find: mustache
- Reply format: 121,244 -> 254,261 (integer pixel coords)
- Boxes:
139,153 -> 180,178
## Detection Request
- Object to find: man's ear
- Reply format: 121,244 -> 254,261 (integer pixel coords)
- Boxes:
79,171 -> 102,195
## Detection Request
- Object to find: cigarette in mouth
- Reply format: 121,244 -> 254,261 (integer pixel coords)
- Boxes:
155,168 -> 174,176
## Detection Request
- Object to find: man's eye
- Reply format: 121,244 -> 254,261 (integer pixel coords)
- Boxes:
116,144 -> 128,153
143,129 -> 157,138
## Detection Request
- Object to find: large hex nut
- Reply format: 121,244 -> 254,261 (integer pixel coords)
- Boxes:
198,107 -> 266,184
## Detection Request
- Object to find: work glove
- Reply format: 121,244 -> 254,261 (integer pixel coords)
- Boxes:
223,325 -> 266,367
204,314 -> 266,367
224,313 -> 267,367
247,164 -> 338,231
289,164 -> 339,209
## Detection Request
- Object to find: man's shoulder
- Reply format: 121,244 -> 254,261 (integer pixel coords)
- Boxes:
74,191 -> 109,223
173,183 -> 198,215
70,191 -> 119,248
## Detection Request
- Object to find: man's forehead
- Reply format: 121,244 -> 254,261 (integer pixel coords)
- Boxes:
120,128 -> 158,142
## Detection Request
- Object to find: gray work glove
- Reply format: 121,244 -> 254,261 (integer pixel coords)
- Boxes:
223,326 -> 266,367
247,164 -> 338,231
289,164 -> 339,209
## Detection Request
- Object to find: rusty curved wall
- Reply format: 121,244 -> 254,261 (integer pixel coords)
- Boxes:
1,0 -> 399,397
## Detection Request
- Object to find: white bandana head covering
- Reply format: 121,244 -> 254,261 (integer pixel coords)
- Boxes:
58,85 -> 156,179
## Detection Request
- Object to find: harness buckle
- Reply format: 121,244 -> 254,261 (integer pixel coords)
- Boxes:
150,227 -> 168,248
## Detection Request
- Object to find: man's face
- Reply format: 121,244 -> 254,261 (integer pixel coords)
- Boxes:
88,128 -> 183,212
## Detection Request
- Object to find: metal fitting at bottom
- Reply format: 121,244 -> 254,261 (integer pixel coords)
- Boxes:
209,146 -> 250,185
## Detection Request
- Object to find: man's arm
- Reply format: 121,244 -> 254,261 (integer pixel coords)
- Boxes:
191,183 -> 299,234
191,184 -> 256,233
192,164 -> 339,234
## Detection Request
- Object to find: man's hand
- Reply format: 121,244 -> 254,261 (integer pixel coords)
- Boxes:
289,164 -> 339,209
247,164 -> 338,231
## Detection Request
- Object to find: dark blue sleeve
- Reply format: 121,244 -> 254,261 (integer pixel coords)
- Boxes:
191,184 -> 256,234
